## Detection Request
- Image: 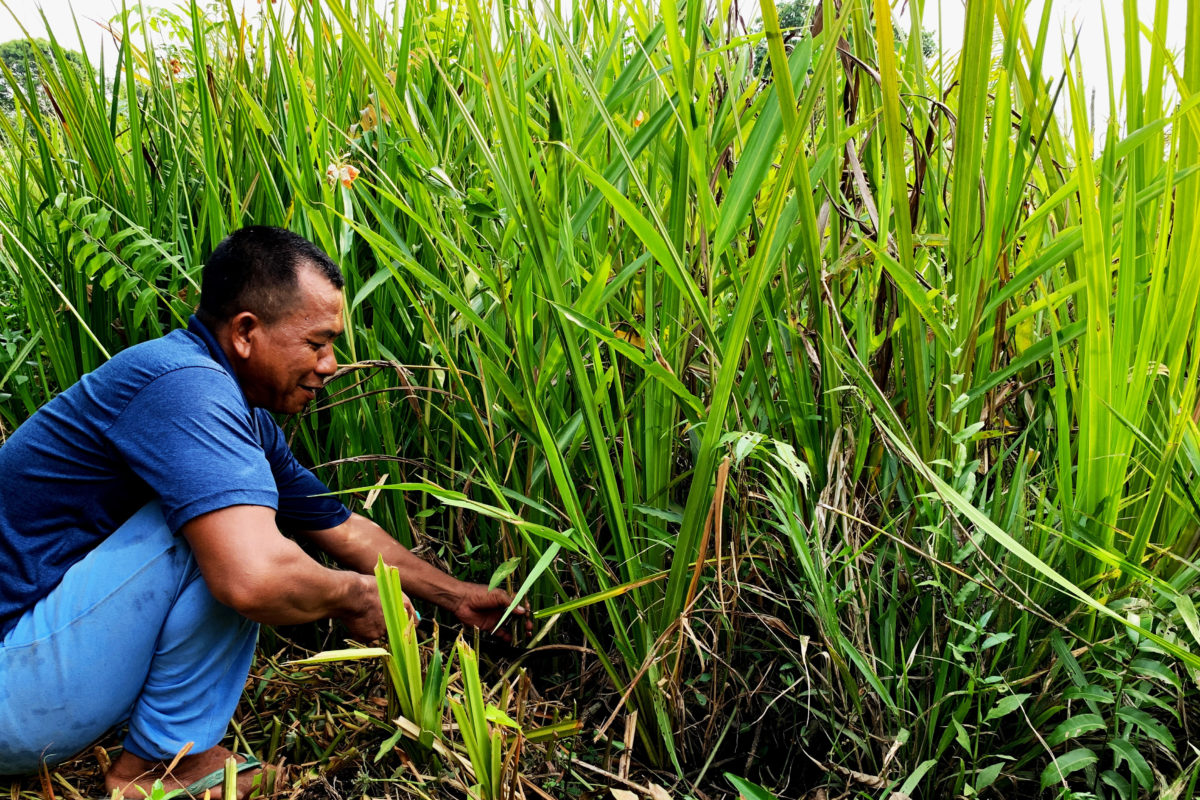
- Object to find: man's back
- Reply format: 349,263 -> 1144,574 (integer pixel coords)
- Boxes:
0,326 -> 249,636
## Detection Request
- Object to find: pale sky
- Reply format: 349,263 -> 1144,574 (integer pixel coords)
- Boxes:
902,0 -> 1188,132
0,0 -> 1188,131
0,0 -> 122,65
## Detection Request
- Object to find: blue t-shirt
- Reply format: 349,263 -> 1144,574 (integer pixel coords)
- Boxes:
0,315 -> 351,637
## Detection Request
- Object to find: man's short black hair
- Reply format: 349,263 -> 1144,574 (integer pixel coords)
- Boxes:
197,226 -> 344,325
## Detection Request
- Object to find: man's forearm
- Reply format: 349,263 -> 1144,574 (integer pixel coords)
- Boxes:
300,513 -> 468,611
183,505 -> 379,627
226,540 -> 378,626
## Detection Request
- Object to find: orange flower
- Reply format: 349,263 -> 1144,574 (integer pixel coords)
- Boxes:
632,110 -> 645,128
325,162 -> 360,189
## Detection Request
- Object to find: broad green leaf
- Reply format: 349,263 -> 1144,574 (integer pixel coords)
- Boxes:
712,44 -> 810,255
721,431 -> 767,465
524,719 -> 583,743
234,82 -> 272,134
897,759 -> 939,796
1115,707 -> 1175,750
953,718 -> 971,752
1175,593 -> 1200,647
487,556 -> 521,591
1108,738 -> 1153,789
501,543 -> 562,626
974,763 -> 1004,792
981,632 -> 1016,650
1040,747 -> 1099,789
485,705 -> 520,729
1100,769 -> 1133,800
985,692 -> 1031,722
864,241 -> 951,350
373,728 -> 405,763
632,504 -> 684,524
724,773 -> 777,800
350,267 -> 397,311
1047,713 -> 1106,746
1129,658 -> 1181,688
1064,686 -> 1115,704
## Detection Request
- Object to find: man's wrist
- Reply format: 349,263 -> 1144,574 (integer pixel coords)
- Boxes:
335,572 -> 377,619
427,578 -> 469,612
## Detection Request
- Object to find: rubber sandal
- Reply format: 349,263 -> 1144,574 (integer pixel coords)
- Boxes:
181,754 -> 262,796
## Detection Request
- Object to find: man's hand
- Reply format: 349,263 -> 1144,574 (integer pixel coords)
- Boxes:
451,584 -> 533,644
343,573 -> 418,644
342,573 -> 386,642
300,513 -> 532,643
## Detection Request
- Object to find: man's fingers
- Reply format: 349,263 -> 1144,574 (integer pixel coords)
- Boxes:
486,588 -> 529,615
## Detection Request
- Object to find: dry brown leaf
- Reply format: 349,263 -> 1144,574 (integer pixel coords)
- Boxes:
881,734 -> 905,771
647,783 -> 671,800
611,789 -> 640,800
825,761 -> 888,790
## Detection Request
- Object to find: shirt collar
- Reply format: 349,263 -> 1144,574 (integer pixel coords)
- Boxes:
187,314 -> 254,408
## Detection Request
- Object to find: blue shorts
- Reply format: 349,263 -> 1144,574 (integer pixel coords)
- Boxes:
0,502 -> 258,773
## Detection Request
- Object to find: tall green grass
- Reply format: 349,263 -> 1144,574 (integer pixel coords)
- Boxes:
1,0 -> 1198,794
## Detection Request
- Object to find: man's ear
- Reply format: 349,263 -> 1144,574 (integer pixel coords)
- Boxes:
229,311 -> 260,360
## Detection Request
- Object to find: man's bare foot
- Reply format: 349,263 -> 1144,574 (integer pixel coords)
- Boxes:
105,745 -> 263,799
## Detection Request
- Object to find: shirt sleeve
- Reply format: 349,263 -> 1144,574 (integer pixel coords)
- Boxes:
255,409 -> 352,531
106,367 -> 280,532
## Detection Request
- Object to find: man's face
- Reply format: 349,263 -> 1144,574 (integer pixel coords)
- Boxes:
239,266 -> 344,414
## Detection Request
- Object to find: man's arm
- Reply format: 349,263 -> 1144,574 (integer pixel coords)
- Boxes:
297,512 -> 532,640
181,504 -> 389,642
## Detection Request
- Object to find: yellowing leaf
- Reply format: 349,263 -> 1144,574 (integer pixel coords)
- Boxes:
360,104 -> 378,132
1014,316 -> 1035,355
484,704 -> 521,728
647,784 -> 671,800
613,327 -> 644,348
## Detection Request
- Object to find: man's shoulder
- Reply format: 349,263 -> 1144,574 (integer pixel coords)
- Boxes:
100,329 -> 235,393
58,328 -> 245,430
109,328 -> 220,372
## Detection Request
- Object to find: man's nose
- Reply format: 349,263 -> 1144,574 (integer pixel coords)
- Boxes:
316,345 -> 337,376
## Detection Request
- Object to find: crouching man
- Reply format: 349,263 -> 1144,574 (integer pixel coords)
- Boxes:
0,226 -> 528,797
